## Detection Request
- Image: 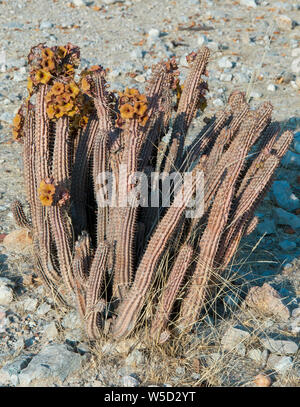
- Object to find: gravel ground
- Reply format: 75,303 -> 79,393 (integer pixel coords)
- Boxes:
0,0 -> 299,387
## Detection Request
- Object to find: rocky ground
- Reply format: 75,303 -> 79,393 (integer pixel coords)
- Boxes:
0,0 -> 299,387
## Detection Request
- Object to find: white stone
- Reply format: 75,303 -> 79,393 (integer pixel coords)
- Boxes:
261,338 -> 298,355
267,84 -> 276,92
250,90 -> 262,99
248,349 -> 262,363
23,297 -> 38,312
197,35 -> 208,47
62,311 -> 82,330
134,74 -> 146,83
213,98 -> 224,107
0,280 -> 13,306
130,48 -> 143,60
40,21 -> 54,30
36,302 -> 51,316
240,0 -> 257,7
148,28 -> 160,40
18,344 -> 82,386
43,322 -> 58,341
273,356 -> 293,374
220,73 -> 233,82
276,15 -> 293,31
221,326 -> 251,352
218,56 -> 233,69
72,0 -> 90,6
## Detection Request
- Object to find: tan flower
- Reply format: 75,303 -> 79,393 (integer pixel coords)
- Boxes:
51,82 -> 65,96
35,69 -> 51,84
134,101 -> 147,116
124,87 -> 140,98
56,93 -> 71,105
120,103 -> 135,120
46,105 -> 56,119
38,179 -> 55,206
66,82 -> 80,98
41,58 -> 55,72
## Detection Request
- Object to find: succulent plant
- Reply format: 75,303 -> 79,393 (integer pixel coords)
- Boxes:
12,42 -> 293,342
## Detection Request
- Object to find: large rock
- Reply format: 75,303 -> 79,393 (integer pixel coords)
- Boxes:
256,218 -> 276,235
273,208 -> 300,229
221,326 -> 250,355
267,354 -> 293,374
261,338 -> 298,355
2,229 -> 32,253
0,278 -> 14,306
281,151 -> 300,170
244,283 -> 290,321
0,356 -> 32,386
18,344 -> 83,386
271,181 -> 300,211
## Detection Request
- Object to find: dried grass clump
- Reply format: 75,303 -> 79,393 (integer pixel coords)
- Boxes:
11,42 -> 293,342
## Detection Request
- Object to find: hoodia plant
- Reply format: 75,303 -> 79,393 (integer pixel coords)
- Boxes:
11,43 -> 293,342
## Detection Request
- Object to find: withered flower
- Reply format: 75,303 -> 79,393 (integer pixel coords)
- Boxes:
42,48 -> 54,59
54,105 -> 65,119
27,77 -> 34,95
57,46 -> 67,58
58,190 -> 70,207
67,109 -> 78,118
13,114 -> 22,128
64,64 -> 75,76
79,115 -> 89,127
137,93 -> 147,103
81,77 -> 90,92
139,115 -> 149,127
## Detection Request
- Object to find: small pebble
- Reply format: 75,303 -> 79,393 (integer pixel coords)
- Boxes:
267,84 -> 276,92
253,374 -> 271,387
